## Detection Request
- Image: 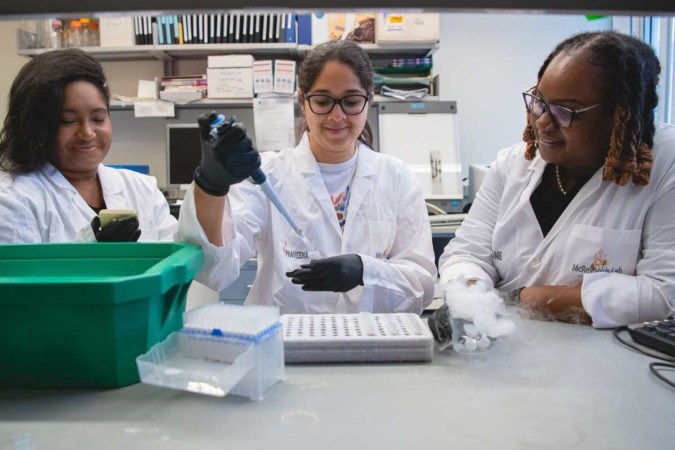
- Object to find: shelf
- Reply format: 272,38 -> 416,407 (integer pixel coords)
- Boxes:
109,95 -> 440,111
19,42 -> 439,62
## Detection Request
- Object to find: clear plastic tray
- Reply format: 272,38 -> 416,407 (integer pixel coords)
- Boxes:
137,332 -> 256,397
137,304 -> 285,401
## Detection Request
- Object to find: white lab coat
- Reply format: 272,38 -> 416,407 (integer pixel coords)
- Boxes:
178,133 -> 436,314
0,163 -> 177,243
440,124 -> 675,328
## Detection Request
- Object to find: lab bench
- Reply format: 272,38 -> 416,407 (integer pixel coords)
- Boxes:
2,319 -> 672,450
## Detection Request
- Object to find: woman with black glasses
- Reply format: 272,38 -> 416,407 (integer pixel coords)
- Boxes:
439,30 -> 675,327
178,39 -> 436,314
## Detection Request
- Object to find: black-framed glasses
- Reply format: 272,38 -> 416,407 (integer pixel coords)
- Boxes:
304,93 -> 370,115
522,88 -> 606,129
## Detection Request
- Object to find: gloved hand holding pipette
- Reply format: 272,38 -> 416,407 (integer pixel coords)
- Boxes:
194,111 -> 261,197
195,111 -> 308,241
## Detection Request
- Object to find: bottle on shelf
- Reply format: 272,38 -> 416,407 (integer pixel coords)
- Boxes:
90,20 -> 100,46
80,18 -> 92,47
48,19 -> 64,49
66,19 -> 82,47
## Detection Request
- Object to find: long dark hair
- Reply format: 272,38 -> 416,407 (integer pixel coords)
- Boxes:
0,48 -> 110,174
523,31 -> 660,186
296,40 -> 375,148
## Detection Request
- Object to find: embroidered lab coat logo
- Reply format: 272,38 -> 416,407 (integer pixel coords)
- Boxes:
572,249 -> 623,274
281,240 -> 309,260
493,250 -> 502,261
375,243 -> 392,260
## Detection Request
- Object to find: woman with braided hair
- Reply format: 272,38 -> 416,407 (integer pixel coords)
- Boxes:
438,31 -> 675,327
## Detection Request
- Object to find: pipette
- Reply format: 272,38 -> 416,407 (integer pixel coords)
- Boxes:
209,114 -> 308,242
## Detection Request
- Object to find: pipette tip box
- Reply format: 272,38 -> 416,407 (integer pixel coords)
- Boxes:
137,303 -> 285,401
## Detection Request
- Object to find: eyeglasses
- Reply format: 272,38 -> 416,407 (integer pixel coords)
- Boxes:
522,89 -> 606,128
304,93 -> 370,115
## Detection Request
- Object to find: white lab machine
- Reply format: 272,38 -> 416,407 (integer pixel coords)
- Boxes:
468,163 -> 490,204
378,101 -> 464,213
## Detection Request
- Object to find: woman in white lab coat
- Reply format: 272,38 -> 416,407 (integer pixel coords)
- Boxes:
0,49 -> 176,243
178,40 -> 436,314
439,31 -> 675,328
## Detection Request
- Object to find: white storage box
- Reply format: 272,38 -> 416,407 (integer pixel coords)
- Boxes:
137,304 -> 284,401
282,312 -> 433,363
273,60 -> 296,94
207,67 -> 254,98
253,60 -> 274,95
376,13 -> 440,43
208,54 -> 254,68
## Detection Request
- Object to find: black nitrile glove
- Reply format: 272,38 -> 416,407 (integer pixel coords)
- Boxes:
427,303 -> 452,344
91,216 -> 141,242
286,254 -> 364,292
194,111 -> 261,196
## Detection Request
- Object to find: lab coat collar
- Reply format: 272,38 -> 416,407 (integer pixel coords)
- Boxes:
97,164 -> 131,209
41,163 -> 77,193
343,141 -> 377,235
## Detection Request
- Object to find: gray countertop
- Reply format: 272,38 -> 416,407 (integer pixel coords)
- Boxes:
1,319 -> 672,450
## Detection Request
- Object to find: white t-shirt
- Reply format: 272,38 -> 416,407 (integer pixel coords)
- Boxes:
317,152 -> 358,231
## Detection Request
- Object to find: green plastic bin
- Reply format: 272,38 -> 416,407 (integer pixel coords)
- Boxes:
0,242 -> 203,389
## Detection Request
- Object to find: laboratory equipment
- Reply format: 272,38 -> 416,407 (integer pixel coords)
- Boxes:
209,113 -> 305,239
627,319 -> 675,357
378,101 -> 464,213
281,312 -> 433,363
165,123 -> 202,189
0,242 -> 203,388
137,303 -> 285,401
468,163 -> 490,205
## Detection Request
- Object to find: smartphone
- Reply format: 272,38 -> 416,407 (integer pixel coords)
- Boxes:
98,209 -> 137,228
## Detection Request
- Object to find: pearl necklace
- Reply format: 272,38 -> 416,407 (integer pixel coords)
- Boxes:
555,165 -> 567,196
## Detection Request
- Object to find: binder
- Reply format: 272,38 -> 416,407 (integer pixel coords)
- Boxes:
178,16 -> 184,45
234,14 -> 241,43
242,13 -> 248,43
148,16 -> 154,44
285,13 -> 295,43
202,14 -> 208,44
261,14 -> 268,43
185,15 -> 192,44
279,14 -> 286,43
215,14 -> 222,43
164,15 -> 172,44
254,14 -> 261,43
275,13 -> 281,43
173,15 -> 179,44
192,15 -> 199,44
228,13 -> 235,43
297,14 -> 312,45
157,16 -> 165,44
223,14 -> 229,43
152,17 -> 158,45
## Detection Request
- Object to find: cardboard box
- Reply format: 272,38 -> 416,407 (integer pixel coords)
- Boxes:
376,13 -> 440,43
274,60 -> 296,94
99,16 -> 135,47
207,67 -> 254,98
253,60 -> 274,94
207,54 -> 255,68
313,13 -> 376,44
